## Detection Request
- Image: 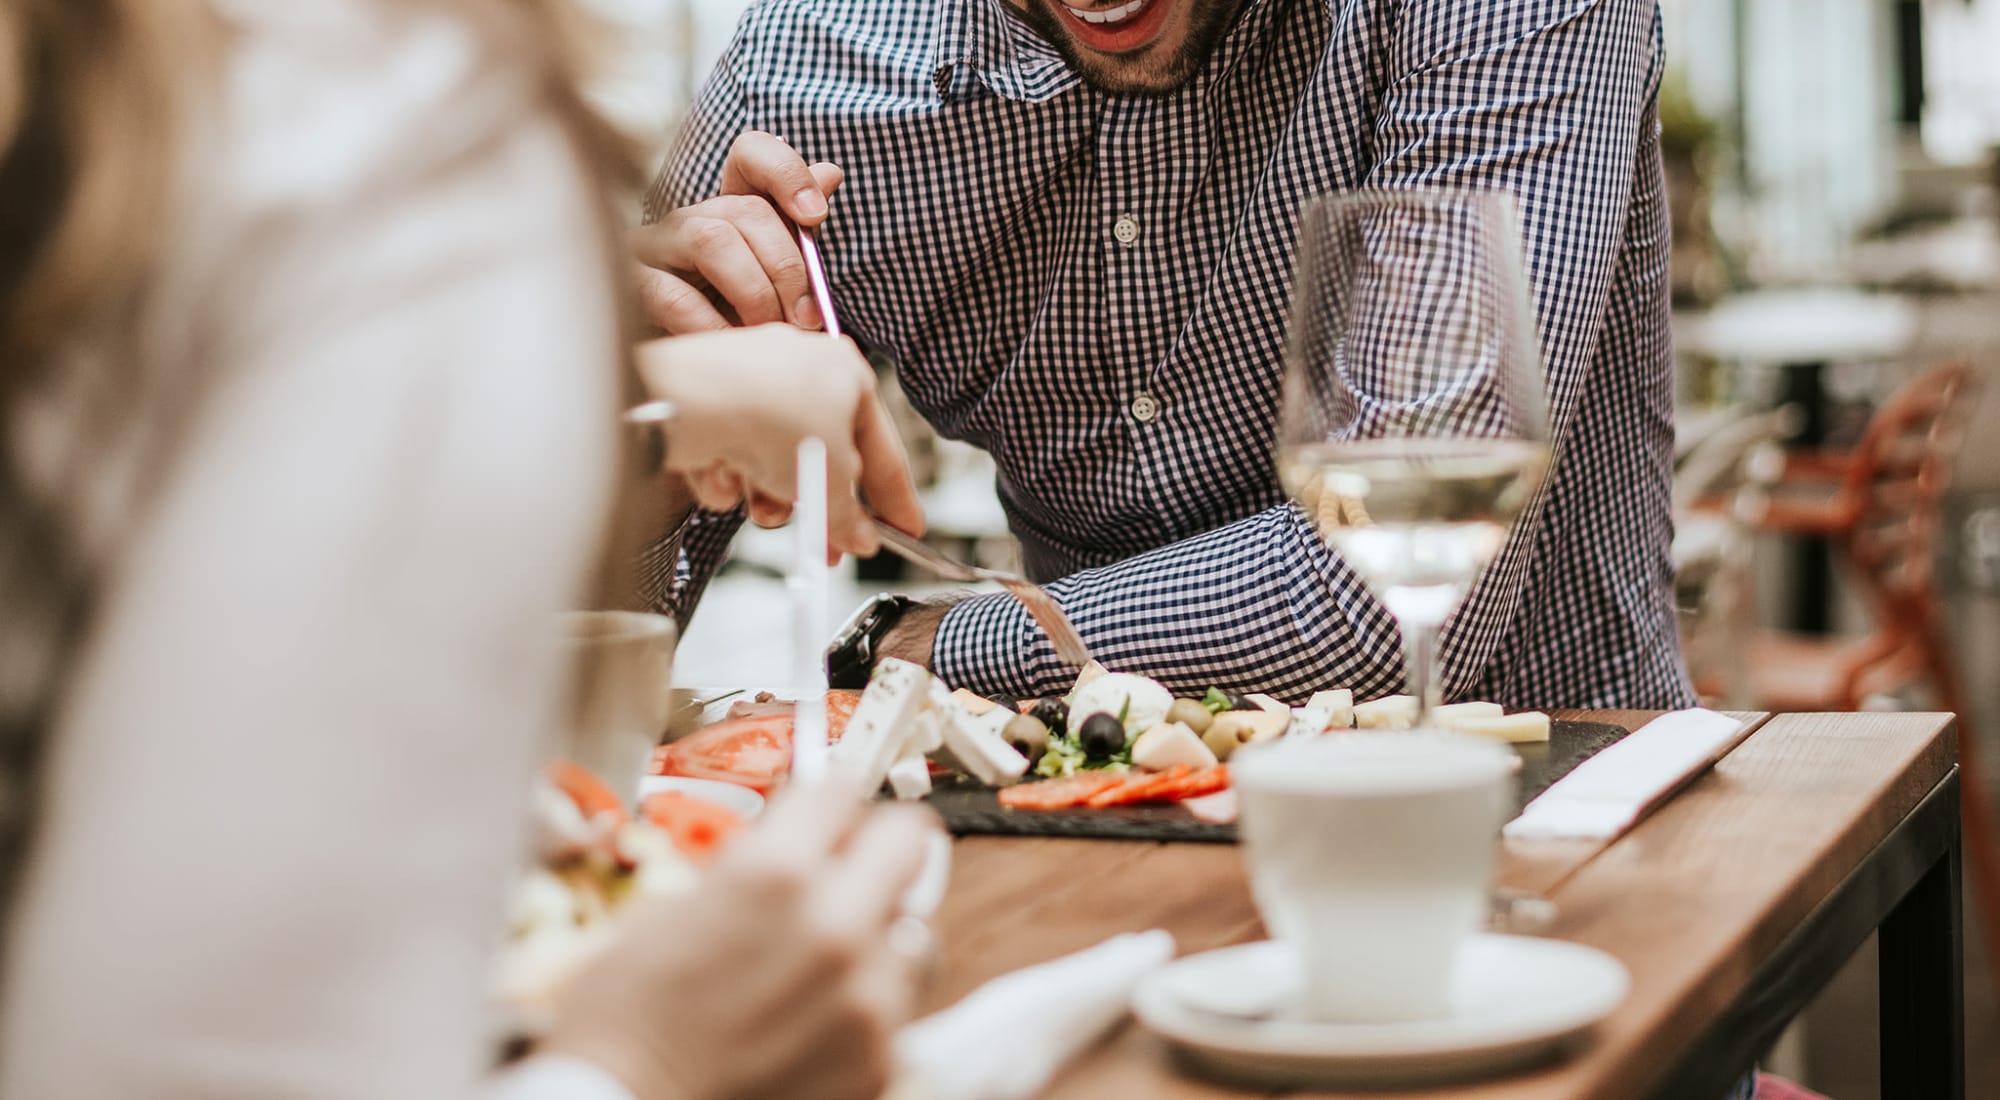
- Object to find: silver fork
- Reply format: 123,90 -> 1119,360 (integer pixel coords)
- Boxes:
871,521 -> 1094,669
792,223 -> 1091,668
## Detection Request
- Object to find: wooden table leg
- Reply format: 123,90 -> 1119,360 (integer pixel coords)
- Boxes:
1878,784 -> 1964,1100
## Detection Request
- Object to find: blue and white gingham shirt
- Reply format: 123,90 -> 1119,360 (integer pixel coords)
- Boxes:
645,0 -> 1695,710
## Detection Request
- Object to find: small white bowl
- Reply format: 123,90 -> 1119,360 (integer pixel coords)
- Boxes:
639,775 -> 765,819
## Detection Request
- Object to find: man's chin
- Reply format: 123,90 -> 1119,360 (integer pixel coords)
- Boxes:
1068,50 -> 1200,96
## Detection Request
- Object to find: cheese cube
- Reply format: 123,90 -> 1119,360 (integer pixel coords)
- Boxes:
1448,711 -> 1552,743
1353,694 -> 1418,729
938,705 -> 1029,786
887,755 -> 933,799
830,658 -> 931,791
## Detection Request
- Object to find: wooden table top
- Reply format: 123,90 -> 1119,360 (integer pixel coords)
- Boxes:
920,709 -> 1958,1099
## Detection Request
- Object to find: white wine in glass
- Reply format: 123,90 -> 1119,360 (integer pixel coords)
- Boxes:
1277,190 -> 1550,724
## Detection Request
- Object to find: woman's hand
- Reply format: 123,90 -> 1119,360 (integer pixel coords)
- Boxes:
543,784 -> 938,1100
636,325 -> 925,557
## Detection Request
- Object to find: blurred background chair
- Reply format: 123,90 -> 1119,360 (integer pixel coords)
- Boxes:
1672,406 -> 1800,709
1727,360 -> 2000,984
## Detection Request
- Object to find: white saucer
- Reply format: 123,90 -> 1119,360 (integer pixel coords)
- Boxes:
639,775 -> 766,819
1131,934 -> 1628,1089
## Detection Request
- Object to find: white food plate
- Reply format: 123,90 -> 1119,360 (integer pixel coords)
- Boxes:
640,775 -> 766,819
1131,934 -> 1627,1089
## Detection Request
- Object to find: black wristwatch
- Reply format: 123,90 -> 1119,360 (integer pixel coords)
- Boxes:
825,593 -> 918,689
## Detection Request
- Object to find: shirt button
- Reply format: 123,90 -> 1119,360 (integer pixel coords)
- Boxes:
1112,214 -> 1140,246
1130,392 -> 1160,423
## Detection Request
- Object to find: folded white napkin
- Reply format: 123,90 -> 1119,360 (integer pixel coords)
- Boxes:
889,930 -> 1177,1100
1504,709 -> 1744,840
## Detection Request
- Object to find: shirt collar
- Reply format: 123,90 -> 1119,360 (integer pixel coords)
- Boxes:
932,0 -> 1084,104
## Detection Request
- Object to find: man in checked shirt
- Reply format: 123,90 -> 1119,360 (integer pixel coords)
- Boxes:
633,0 -> 1697,715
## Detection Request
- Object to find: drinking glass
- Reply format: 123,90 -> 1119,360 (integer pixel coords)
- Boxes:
1277,189 -> 1550,725
560,610 -> 677,804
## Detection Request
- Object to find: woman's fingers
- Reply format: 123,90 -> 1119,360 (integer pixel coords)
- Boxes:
634,264 -> 733,335
689,464 -> 746,512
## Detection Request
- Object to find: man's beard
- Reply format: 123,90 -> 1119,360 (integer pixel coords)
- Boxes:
1008,0 -> 1251,97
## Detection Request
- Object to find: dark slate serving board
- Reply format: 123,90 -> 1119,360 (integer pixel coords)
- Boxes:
925,719 -> 1631,843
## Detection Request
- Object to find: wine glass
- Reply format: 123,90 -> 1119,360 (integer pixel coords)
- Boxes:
1276,189 -> 1550,726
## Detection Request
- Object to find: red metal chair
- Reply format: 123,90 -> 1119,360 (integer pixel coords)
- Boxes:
1734,360 -> 2000,975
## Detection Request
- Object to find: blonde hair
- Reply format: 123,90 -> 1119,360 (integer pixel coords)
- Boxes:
0,0 -> 650,844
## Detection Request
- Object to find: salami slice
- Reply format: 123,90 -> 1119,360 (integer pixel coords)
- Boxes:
997,772 -> 1126,810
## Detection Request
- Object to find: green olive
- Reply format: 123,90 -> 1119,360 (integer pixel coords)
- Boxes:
1166,697 -> 1213,734
1202,723 -> 1239,762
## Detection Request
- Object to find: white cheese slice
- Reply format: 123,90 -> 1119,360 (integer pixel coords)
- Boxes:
1072,660 -> 1111,692
937,705 -> 1029,786
1430,701 -> 1505,728
830,657 -> 930,791
1306,689 -> 1354,729
887,754 -> 933,799
1067,673 -> 1174,736
949,687 -> 998,716
1448,711 -> 1552,743
1353,694 -> 1418,729
1245,692 -> 1290,715
1130,722 -> 1218,772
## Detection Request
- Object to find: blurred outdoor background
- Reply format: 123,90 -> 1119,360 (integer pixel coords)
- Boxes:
588,2 -> 2000,1093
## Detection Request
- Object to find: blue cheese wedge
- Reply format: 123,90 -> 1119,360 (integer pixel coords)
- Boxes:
1286,689 -> 1356,738
1307,689 -> 1354,729
1353,694 -> 1418,729
831,657 -> 931,791
1446,711 -> 1552,743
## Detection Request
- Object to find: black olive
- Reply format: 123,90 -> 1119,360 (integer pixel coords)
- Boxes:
987,694 -> 1017,716
1028,697 -> 1069,731
1222,689 -> 1260,712
1078,713 -> 1125,759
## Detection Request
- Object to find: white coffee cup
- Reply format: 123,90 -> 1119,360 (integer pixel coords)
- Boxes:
1232,731 -> 1516,1023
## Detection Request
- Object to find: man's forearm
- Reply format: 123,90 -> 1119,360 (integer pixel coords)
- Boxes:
929,505 -> 1413,703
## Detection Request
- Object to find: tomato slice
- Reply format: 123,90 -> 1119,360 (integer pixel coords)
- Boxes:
997,772 -> 1126,811
1150,764 -> 1230,802
641,791 -> 744,862
546,759 -> 629,828
1086,765 -> 1195,808
654,714 -> 794,794
825,690 -> 862,742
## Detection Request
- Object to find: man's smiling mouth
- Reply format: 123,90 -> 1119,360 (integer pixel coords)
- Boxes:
1058,0 -> 1153,26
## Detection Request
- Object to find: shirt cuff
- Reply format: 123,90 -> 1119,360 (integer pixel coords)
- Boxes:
635,510 -> 695,615
932,589 -> 1066,698
485,1055 -> 636,1100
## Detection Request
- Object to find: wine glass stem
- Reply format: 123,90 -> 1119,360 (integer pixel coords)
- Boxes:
1403,616 -> 1443,727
